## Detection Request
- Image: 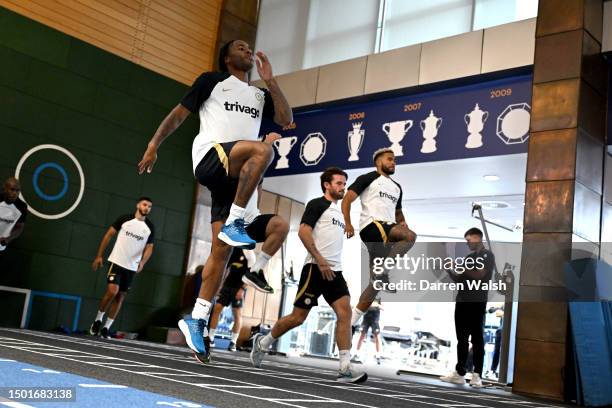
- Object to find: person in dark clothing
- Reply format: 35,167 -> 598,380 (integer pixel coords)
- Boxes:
440,227 -> 495,388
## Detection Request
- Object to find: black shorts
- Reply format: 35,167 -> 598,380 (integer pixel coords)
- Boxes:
360,221 -> 397,259
293,264 -> 350,310
217,286 -> 243,308
361,318 -> 380,334
106,263 -> 136,292
246,214 -> 274,243
195,142 -> 239,223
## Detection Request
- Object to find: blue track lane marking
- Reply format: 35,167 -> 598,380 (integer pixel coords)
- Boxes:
0,360 -> 212,408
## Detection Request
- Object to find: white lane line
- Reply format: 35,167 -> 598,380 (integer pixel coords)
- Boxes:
0,359 -> 16,362
0,401 -> 35,408
198,385 -> 275,389
0,333 -> 491,408
271,399 -> 344,403
78,384 -> 128,388
142,372 -> 214,377
3,330 -> 561,408
0,337 -> 376,408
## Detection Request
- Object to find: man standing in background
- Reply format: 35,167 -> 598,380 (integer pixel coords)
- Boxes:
208,248 -> 255,351
89,197 -> 155,338
0,177 -> 27,255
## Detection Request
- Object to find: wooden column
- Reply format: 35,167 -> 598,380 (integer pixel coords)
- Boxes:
514,0 -> 607,400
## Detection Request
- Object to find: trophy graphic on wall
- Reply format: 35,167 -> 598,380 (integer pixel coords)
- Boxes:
464,103 -> 489,149
347,122 -> 365,162
420,110 -> 443,154
273,136 -> 297,169
382,120 -> 412,157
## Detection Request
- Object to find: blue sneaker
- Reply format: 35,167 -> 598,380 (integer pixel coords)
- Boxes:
218,219 -> 256,249
178,317 -> 211,364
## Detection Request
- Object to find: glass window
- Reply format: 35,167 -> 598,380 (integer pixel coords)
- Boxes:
473,0 -> 538,30
302,0 -> 381,69
254,0 -> 310,78
381,0 -> 473,52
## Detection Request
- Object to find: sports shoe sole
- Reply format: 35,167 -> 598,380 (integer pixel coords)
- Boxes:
178,319 -> 207,359
242,275 -> 274,294
193,351 -> 211,364
440,377 -> 466,385
218,231 -> 256,249
337,372 -> 368,383
250,333 -> 265,368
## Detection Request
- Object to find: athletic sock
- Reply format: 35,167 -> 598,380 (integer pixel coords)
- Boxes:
339,350 -> 351,371
252,252 -> 272,272
192,298 -> 212,321
259,333 -> 276,350
103,318 -> 114,329
231,332 -> 239,343
95,310 -> 105,321
225,204 -> 246,225
209,328 -> 216,341
351,307 -> 365,326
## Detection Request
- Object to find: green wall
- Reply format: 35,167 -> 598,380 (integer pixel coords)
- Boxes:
0,7 -> 199,334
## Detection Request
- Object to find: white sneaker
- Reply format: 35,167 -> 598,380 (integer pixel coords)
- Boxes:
440,371 -> 465,385
337,366 -> 368,383
249,333 -> 266,368
469,373 -> 483,388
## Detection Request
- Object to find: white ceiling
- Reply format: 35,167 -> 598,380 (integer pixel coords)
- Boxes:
263,153 -> 527,241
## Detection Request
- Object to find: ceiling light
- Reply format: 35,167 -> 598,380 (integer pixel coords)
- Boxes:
483,175 -> 500,181
480,201 -> 509,209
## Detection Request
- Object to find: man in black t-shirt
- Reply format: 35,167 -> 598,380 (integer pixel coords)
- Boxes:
138,39 -> 293,364
89,197 -> 155,338
440,227 -> 495,389
0,177 -> 27,254
208,248 -> 253,352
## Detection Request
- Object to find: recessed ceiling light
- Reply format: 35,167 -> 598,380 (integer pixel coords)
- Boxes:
448,226 -> 458,230
480,201 -> 509,209
483,175 -> 500,181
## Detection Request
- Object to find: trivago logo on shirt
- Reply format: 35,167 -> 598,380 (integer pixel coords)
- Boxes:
224,101 -> 260,118
125,230 -> 145,241
379,191 -> 398,204
332,217 -> 346,230
0,216 -> 16,224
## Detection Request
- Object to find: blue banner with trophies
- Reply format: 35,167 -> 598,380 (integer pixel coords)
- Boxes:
262,74 -> 532,176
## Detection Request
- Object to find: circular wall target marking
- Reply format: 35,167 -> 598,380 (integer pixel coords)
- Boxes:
14,144 -> 85,220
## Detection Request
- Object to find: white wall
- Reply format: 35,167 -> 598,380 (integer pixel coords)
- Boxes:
254,18 -> 536,106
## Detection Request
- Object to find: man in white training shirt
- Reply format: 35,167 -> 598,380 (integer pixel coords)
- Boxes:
341,148 -> 417,329
0,178 -> 27,257
89,197 -> 155,338
250,168 -> 367,384
138,39 -> 292,364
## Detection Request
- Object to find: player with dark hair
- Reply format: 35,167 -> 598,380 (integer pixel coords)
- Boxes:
0,177 -> 27,254
251,168 -> 367,383
90,197 -> 155,338
138,39 -> 292,363
341,148 -> 417,328
441,227 -> 495,388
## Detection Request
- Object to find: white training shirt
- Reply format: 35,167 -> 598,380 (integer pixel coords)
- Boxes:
348,171 -> 403,229
180,72 -> 275,173
301,196 -> 345,271
0,194 -> 27,251
108,214 -> 155,271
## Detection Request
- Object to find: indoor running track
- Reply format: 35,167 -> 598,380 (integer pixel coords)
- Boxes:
0,329 -> 568,408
